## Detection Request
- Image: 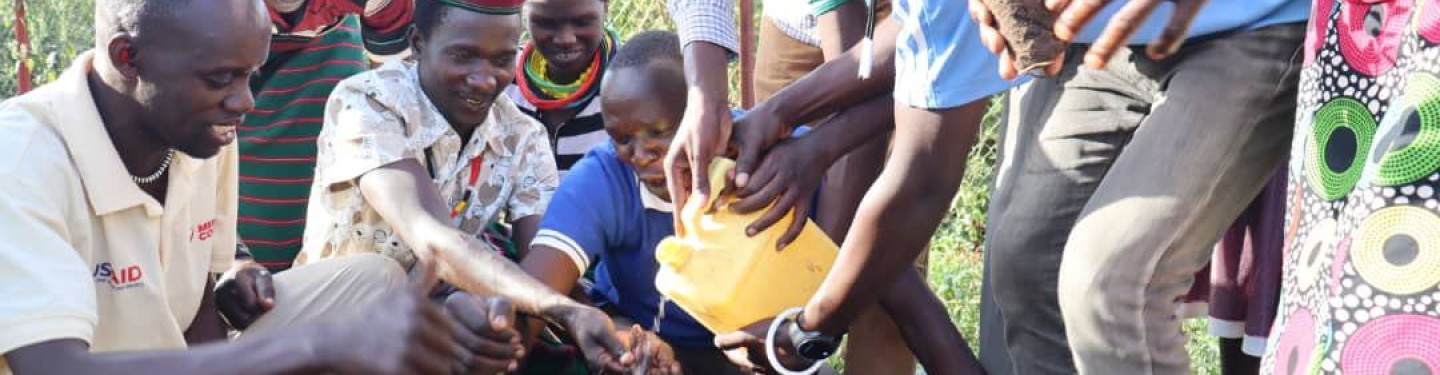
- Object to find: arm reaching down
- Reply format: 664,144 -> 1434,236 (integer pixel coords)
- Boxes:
800,100 -> 991,336
729,18 -> 901,188
664,41 -> 736,228
510,215 -> 541,260
663,0 -> 742,216
816,0 -> 874,59
356,159 -> 568,312
730,93 -> 895,246
356,159 -> 632,373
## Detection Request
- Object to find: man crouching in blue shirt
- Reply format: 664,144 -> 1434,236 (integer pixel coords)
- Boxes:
518,30 -> 737,375
520,28 -> 976,375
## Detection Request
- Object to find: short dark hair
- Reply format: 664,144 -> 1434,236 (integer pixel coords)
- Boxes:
603,30 -> 687,119
414,0 -> 453,38
95,0 -> 187,43
609,30 -> 682,72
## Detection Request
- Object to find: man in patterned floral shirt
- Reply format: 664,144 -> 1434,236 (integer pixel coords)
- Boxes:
298,0 -> 646,372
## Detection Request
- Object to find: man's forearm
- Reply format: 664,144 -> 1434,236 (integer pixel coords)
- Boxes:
816,0 -> 871,58
881,268 -> 983,374
683,41 -> 734,112
759,18 -> 900,127
405,216 -> 577,316
431,232 -> 577,315
796,94 -> 895,165
357,163 -> 577,316
510,215 -> 541,259
800,100 -> 990,336
8,333 -> 325,375
516,246 -> 586,346
184,280 -> 227,344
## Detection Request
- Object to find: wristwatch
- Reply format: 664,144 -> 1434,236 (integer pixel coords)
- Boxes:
785,311 -> 844,361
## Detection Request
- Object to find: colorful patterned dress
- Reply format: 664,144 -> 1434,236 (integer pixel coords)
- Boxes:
1265,0 -> 1440,373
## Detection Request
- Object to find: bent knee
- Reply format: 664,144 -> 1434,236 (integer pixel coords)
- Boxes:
333,253 -> 408,289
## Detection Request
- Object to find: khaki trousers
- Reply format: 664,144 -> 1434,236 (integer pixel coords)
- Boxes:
245,253 -> 407,333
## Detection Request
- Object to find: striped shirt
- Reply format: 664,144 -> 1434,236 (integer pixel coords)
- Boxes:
266,0 -> 413,56
240,1 -> 412,271
501,85 -> 610,179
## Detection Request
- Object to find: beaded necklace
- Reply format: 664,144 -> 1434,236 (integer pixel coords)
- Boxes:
516,29 -> 617,111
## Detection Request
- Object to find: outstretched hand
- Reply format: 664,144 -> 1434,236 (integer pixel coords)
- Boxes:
214,261 -> 275,330
546,304 -> 635,373
969,0 -> 1210,78
665,102 -> 734,234
729,136 -> 827,250
443,292 -> 525,374
1050,0 -> 1210,67
730,108 -> 797,193
622,325 -> 684,375
713,319 -> 816,374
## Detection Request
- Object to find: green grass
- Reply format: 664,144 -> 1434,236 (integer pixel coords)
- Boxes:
921,247 -> 1222,374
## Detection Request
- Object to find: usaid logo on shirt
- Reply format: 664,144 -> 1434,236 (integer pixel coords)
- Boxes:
93,262 -> 145,290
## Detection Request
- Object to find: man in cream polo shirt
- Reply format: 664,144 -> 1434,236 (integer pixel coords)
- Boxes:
0,0 -> 528,374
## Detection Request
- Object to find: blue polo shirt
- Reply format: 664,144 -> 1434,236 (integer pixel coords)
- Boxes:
532,143 -> 715,348
535,118 -> 819,348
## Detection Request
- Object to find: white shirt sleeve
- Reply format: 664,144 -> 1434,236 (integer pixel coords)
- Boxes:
666,0 -> 741,56
0,125 -> 98,355
211,145 -> 239,274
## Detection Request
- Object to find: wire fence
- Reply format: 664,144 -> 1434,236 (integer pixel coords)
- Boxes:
610,0 -> 677,40
610,0 -> 758,107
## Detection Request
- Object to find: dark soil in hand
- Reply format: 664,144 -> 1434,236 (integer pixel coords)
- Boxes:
983,0 -> 1064,74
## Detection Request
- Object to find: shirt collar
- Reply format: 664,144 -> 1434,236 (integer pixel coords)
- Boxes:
49,51 -> 166,217
402,60 -> 516,161
637,173 -> 674,213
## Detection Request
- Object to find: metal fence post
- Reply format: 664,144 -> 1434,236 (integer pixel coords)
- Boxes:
739,0 -> 754,108
14,0 -> 33,94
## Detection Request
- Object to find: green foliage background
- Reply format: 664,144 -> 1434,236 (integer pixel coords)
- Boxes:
0,0 -> 94,97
